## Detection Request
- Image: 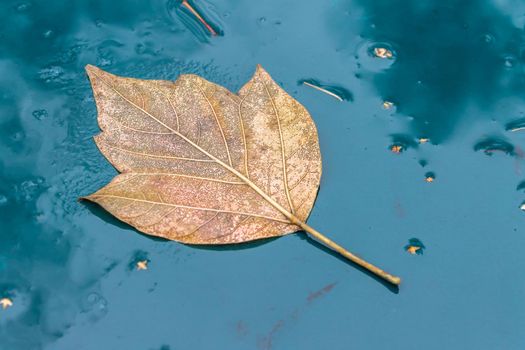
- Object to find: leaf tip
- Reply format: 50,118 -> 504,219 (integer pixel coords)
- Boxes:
79,194 -> 97,203
85,64 -> 107,80
85,64 -> 97,74
255,64 -> 266,74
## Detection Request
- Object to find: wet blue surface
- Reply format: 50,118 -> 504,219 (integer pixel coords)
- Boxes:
1,0 -> 525,349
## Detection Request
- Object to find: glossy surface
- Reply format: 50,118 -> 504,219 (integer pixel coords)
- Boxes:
1,0 -> 525,349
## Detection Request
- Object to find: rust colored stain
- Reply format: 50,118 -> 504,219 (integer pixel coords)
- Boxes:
257,282 -> 338,349
307,282 -> 337,302
258,319 -> 286,350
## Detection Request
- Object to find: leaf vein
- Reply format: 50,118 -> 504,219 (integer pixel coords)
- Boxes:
90,194 -> 290,224
262,78 -> 295,214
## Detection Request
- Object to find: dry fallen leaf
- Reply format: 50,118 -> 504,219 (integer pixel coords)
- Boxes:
83,64 -> 400,285
0,298 -> 13,310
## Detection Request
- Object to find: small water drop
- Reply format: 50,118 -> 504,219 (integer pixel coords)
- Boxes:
135,43 -> 146,55
373,47 -> 394,59
356,41 -> 397,72
10,131 -> 24,142
424,172 -> 435,183
390,144 -> 403,153
389,134 -> 418,153
505,118 -> 525,132
16,177 -> 46,202
483,33 -> 495,44
87,292 -> 100,304
128,250 -> 150,271
404,238 -> 425,255
0,195 -> 7,206
382,101 -> 395,110
474,136 -> 514,156
503,55 -> 517,69
15,2 -> 31,12
32,109 -> 48,120
43,30 -> 53,38
38,66 -> 65,83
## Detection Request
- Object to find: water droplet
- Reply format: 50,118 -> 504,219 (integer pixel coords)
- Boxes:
356,41 -> 397,72
0,194 -> 7,206
87,292 -> 100,304
425,172 -> 435,182
474,136 -> 514,156
258,17 -> 266,24
10,131 -> 24,142
32,109 -> 48,120
15,177 -> 46,202
483,33 -> 495,44
128,250 -> 150,271
135,43 -> 146,55
373,47 -> 394,59
390,144 -> 403,153
382,101 -> 395,110
82,292 -> 108,321
15,2 -> 31,12
38,66 -> 65,83
505,118 -> 525,132
503,55 -> 517,69
404,238 -> 425,255
389,134 -> 418,153
43,30 -> 53,38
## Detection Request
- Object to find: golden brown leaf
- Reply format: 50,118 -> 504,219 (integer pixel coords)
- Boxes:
84,64 -> 321,244
83,65 -> 401,285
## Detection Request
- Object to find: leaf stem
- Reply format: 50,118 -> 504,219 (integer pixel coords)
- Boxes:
224,164 -> 401,285
293,219 -> 401,285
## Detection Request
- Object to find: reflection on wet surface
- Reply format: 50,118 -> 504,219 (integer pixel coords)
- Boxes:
1,0 -> 525,349
298,78 -> 353,102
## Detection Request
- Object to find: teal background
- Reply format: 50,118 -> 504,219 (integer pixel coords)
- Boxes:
1,0 -> 525,349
